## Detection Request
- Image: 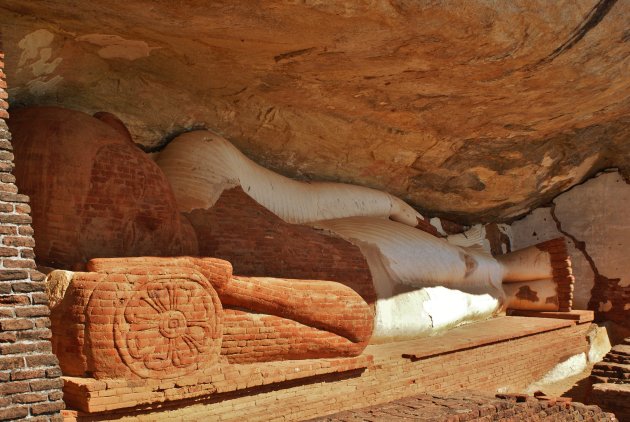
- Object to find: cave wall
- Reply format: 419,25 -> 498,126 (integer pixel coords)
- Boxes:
511,170 -> 630,327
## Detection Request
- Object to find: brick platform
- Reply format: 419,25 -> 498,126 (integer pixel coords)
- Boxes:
61,315 -> 594,421
62,354 -> 372,413
588,337 -> 630,421
311,391 -> 616,421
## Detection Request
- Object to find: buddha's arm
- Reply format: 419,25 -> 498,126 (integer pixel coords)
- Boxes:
156,130 -> 424,227
87,256 -> 373,344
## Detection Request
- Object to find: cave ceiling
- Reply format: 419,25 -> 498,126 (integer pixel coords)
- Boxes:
0,0 -> 628,223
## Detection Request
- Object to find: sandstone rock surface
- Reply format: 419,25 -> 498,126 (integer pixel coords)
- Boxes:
1,1 -> 628,222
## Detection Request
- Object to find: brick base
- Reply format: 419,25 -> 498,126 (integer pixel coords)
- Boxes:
313,391 -> 616,421
588,337 -> 630,421
60,315 -> 593,421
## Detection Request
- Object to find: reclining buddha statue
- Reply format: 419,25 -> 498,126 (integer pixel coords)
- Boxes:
156,129 -> 574,341
9,107 -> 573,380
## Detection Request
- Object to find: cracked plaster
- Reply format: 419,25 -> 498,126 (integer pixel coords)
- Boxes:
511,170 -> 630,325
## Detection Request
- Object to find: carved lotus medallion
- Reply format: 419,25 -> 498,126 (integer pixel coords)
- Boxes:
114,276 -> 221,378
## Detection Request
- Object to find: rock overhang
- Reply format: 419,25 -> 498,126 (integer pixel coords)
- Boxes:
0,0 -> 628,224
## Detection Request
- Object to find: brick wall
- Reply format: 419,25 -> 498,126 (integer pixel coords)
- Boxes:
185,187 -> 376,305
0,52 -> 64,421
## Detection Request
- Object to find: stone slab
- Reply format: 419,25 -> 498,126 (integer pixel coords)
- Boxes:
508,310 -> 594,323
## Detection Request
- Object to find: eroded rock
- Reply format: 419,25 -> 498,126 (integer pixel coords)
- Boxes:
1,1 -> 628,221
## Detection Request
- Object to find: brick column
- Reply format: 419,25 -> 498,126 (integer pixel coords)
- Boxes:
0,51 -> 64,421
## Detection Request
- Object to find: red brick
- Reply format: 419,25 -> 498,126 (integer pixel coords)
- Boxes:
0,406 -> 29,421
1,342 -> 42,355
30,400 -> 65,415
0,246 -> 18,257
0,318 -> 33,330
25,354 -> 58,367
15,306 -> 50,317
30,378 -> 63,391
11,281 -> 44,293
3,258 -> 36,269
12,392 -> 48,404
0,380 -> 29,394
48,390 -> 64,401
45,367 -> 62,378
0,225 -> 16,235
31,292 -> 50,305
0,294 -> 30,305
0,139 -> 11,151
17,225 -> 34,236
11,368 -> 46,380
0,214 -> 31,225
0,356 -> 23,370
188,187 -> 375,306
0,191 -> 29,203
30,271 -> 45,282
3,236 -> 35,247
0,270 -> 28,281
20,248 -> 35,259
15,203 -> 30,214
0,332 -> 16,342
17,328 -> 52,341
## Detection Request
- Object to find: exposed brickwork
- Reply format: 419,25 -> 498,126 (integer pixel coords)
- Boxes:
222,308 -> 367,363
588,337 -> 630,421
50,258 -> 372,379
313,391 -> 616,421
8,107 -> 198,270
59,316 -> 593,420
536,237 -> 575,311
415,216 -> 441,237
185,187 -> 376,306
0,52 -> 64,420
